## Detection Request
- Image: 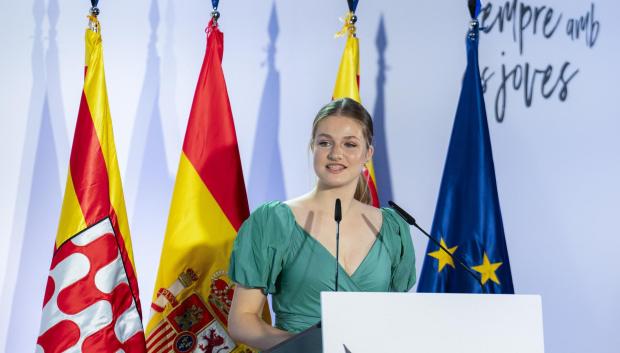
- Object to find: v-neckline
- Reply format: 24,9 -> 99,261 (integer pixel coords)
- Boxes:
281,202 -> 385,278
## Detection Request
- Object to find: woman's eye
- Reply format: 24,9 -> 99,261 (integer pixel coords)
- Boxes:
345,142 -> 358,148
317,140 -> 331,147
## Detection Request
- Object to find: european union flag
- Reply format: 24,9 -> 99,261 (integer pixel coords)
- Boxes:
417,18 -> 514,294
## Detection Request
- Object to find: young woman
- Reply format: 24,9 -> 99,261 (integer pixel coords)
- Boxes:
227,98 -> 416,350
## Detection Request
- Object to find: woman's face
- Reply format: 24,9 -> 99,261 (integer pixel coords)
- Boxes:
312,115 -> 373,189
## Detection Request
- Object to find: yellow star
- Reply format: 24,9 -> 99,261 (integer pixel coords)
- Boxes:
471,252 -> 503,285
427,238 -> 458,273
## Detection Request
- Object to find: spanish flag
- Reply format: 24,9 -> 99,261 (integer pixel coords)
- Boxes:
145,19 -> 265,353
36,16 -> 146,352
332,12 -> 380,207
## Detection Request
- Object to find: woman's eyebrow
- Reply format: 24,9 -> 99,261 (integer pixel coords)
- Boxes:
316,133 -> 361,140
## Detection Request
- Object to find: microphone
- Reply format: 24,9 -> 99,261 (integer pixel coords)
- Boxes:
387,200 -> 416,225
334,199 -> 342,291
388,200 -> 486,293
334,198 -> 342,222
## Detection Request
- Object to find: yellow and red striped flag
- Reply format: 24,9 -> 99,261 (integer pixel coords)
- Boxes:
36,16 -> 146,352
145,19 -> 267,353
332,12 -> 380,207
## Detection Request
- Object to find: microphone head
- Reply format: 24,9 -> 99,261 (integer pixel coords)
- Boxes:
334,198 -> 342,222
388,200 -> 416,225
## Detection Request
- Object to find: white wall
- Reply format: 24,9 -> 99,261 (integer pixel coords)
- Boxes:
1,1 -> 618,352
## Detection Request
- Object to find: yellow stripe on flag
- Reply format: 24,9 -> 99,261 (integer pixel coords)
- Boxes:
366,159 -> 377,186
42,18 -> 147,351
147,153 -> 237,334
146,23 -> 268,351
56,173 -> 87,247
332,24 -> 380,206
332,36 -> 360,102
81,28 -> 135,267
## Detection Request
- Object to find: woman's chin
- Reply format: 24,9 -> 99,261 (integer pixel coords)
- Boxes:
316,177 -> 357,190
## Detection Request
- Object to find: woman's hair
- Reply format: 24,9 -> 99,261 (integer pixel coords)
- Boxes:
310,97 -> 375,205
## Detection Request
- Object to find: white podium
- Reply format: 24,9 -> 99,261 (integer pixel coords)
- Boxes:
321,292 -> 544,353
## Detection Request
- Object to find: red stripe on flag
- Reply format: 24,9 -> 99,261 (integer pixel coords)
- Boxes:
153,345 -> 174,353
150,303 -> 164,313
148,329 -> 175,353
363,168 -> 380,207
146,323 -> 168,345
146,325 -> 173,349
149,335 -> 173,353
181,24 -> 249,230
146,321 -> 170,342
66,90 -> 142,318
69,91 -> 110,225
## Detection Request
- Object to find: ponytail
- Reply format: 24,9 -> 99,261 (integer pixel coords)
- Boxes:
353,171 -> 372,205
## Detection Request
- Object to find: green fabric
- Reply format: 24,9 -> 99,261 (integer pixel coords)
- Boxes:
228,201 -> 416,333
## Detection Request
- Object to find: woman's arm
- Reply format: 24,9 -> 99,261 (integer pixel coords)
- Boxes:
228,285 -> 293,350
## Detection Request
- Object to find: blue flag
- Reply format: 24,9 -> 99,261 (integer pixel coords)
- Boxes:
417,20 -> 514,294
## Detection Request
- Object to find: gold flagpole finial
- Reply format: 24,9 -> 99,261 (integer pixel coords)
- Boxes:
335,11 -> 357,38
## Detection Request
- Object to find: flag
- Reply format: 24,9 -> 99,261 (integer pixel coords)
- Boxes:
417,20 -> 514,294
145,19 -> 267,353
36,16 -> 146,352
332,12 -> 380,207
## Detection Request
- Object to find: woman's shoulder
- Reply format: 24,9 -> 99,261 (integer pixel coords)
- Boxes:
281,195 -> 315,225
252,200 -> 286,214
376,205 -> 413,244
355,201 -> 383,231
378,205 -> 407,228
247,201 -> 295,227
230,202 -> 295,293
281,194 -> 311,210
235,201 -> 297,248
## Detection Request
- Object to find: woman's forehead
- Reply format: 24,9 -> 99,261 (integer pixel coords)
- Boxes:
314,115 -> 364,137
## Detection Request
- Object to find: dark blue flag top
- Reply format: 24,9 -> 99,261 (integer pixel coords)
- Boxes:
417,17 -> 514,294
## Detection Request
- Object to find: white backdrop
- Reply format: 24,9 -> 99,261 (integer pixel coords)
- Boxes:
1,1 -> 618,352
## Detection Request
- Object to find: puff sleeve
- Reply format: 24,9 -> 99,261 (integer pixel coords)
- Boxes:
228,201 -> 292,295
382,208 -> 417,292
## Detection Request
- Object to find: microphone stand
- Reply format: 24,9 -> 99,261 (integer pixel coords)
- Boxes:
388,200 -> 487,293
334,198 -> 342,291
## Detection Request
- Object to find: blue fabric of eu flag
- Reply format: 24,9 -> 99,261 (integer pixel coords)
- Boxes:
417,20 -> 514,294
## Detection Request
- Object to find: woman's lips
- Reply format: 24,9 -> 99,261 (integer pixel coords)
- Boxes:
326,164 -> 346,173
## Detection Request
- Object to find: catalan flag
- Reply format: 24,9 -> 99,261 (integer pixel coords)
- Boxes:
36,16 -> 146,352
332,11 -> 380,207
145,19 -> 266,353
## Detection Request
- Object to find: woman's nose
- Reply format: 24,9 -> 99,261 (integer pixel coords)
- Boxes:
328,145 -> 343,160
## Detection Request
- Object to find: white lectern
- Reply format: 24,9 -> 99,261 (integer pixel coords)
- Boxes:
321,292 -> 544,353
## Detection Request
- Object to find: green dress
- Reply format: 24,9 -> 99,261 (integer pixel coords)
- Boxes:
228,201 -> 416,333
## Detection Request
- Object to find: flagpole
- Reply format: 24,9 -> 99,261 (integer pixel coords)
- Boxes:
211,0 -> 220,25
346,0 -> 359,13
347,0 -> 358,35
467,0 -> 481,19
89,0 -> 99,16
89,0 -> 100,32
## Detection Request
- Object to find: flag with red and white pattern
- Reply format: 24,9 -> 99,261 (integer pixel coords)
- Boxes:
36,15 -> 146,352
